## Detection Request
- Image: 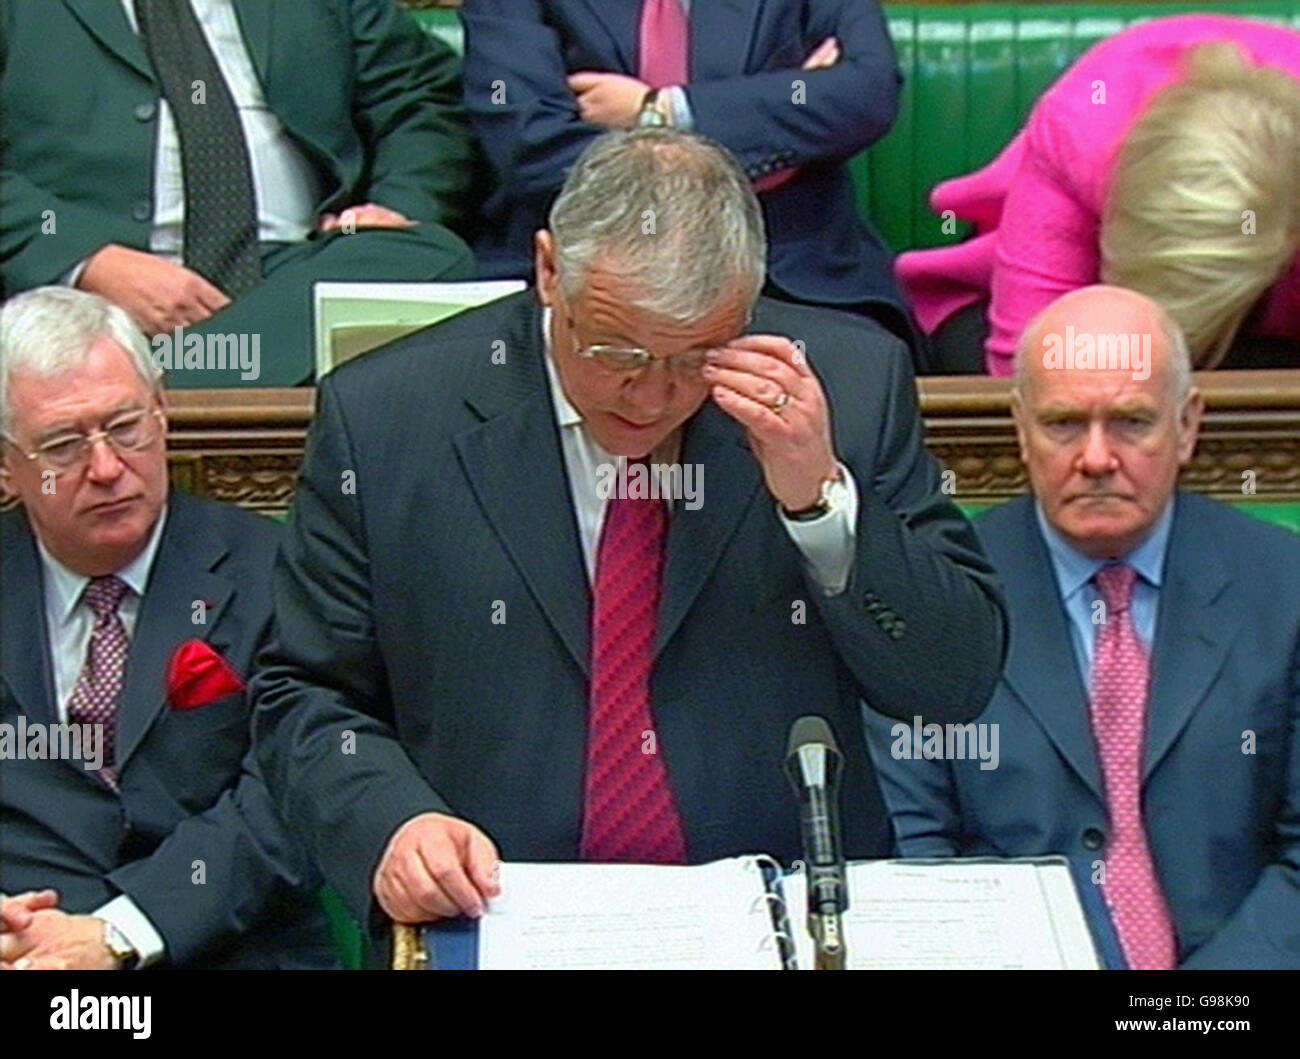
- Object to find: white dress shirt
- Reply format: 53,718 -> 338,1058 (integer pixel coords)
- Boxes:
36,506 -> 170,967
541,309 -> 858,593
119,0 -> 320,258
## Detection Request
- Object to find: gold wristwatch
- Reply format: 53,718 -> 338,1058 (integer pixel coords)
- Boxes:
102,920 -> 139,969
782,467 -> 847,522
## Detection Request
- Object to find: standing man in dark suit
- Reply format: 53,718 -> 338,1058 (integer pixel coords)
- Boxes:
0,287 -> 334,969
865,286 -> 1300,969
252,129 -> 1005,960
461,0 -> 919,357
0,0 -> 477,387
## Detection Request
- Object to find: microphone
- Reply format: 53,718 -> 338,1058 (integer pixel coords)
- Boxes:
784,715 -> 848,970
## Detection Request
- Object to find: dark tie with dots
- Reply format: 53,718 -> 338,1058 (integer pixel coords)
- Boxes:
67,576 -> 132,789
133,0 -> 261,297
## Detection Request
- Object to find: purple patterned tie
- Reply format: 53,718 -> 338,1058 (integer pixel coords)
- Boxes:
67,576 -> 132,786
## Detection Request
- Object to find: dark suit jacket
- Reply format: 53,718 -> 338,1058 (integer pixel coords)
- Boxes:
0,491 -> 335,969
865,493 -> 1300,969
0,0 -> 476,292
461,0 -> 907,314
251,290 -> 1006,959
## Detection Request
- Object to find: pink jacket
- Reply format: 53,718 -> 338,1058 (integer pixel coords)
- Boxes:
896,15 -> 1300,375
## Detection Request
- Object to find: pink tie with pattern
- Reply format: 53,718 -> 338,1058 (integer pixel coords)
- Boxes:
638,0 -> 689,89
67,575 -> 131,787
580,463 -> 687,862
1090,564 -> 1177,970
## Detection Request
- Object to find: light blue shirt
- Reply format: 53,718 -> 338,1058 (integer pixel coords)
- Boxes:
1034,499 -> 1174,688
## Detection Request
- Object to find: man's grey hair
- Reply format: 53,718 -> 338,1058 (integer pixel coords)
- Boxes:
1013,287 -> 1193,402
0,287 -> 161,437
548,129 -> 767,321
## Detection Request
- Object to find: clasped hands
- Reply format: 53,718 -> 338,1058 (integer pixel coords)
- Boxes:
77,201 -> 414,336
1,890 -> 122,970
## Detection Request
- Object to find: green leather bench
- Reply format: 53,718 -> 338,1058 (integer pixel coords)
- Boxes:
411,1 -> 1300,253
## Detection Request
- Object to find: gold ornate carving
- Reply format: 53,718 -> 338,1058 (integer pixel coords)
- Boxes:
392,924 -> 429,970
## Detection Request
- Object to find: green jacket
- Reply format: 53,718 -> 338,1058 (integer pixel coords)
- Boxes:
0,0 -> 476,292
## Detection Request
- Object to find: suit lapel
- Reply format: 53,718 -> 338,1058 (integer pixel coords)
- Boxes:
1000,499 -> 1104,800
0,514 -> 59,725
690,0 -> 764,81
656,405 -> 761,656
1144,495 -> 1235,781
230,0 -> 274,94
62,0 -> 153,81
114,496 -> 234,770
454,299 -> 591,677
576,0 -> 639,73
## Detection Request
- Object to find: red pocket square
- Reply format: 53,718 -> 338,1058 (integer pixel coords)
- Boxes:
167,640 -> 245,711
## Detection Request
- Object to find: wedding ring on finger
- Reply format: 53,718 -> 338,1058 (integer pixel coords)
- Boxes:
770,390 -> 791,414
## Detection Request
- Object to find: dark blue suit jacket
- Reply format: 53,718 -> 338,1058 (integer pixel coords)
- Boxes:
865,493 -> 1300,969
0,492 -> 335,968
461,0 -> 906,315
251,291 -> 1005,961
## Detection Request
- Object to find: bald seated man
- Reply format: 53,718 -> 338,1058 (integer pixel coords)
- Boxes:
865,285 -> 1300,969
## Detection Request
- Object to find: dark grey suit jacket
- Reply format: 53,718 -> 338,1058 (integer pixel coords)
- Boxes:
866,493 -> 1300,968
252,291 -> 1006,954
1,490 -> 335,968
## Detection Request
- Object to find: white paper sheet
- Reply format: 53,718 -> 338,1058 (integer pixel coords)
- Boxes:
782,858 -> 1102,970
477,858 -> 783,970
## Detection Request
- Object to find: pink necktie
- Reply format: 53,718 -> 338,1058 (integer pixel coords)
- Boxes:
1090,564 -> 1177,970
67,575 -> 132,787
638,0 -> 689,88
580,463 -> 687,863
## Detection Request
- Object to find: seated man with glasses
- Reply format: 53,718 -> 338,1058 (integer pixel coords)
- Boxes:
251,128 -> 1006,964
0,287 -> 334,970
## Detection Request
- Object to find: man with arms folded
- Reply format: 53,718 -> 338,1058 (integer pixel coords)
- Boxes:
0,288 -> 334,969
865,285 -> 1300,969
462,0 -> 920,358
252,129 -> 1006,963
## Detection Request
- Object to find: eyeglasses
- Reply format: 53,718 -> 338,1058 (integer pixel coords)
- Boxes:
565,313 -> 716,377
3,408 -> 165,475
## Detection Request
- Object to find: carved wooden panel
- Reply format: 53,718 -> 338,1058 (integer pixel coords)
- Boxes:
164,371 -> 1300,517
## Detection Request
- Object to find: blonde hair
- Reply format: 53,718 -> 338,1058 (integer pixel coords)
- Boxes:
1100,41 -> 1300,367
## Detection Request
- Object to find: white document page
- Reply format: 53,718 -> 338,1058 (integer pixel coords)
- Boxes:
783,859 -> 1101,970
477,858 -> 782,970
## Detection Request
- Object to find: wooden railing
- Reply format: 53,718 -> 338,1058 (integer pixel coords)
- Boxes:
163,371 -> 1300,516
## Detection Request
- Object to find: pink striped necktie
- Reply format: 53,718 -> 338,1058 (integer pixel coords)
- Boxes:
579,461 -> 687,863
1090,564 -> 1177,970
638,0 -> 689,88
66,575 -> 132,788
